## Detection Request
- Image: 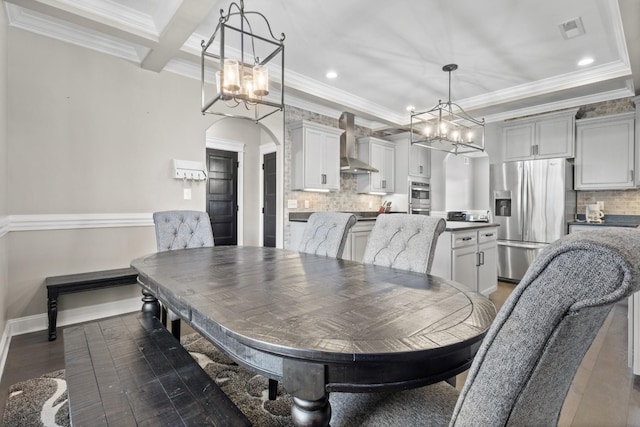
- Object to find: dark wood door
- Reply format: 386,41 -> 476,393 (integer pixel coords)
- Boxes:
263,152 -> 277,247
206,148 -> 237,246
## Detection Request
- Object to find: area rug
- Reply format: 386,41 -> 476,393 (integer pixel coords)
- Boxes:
2,333 -> 294,426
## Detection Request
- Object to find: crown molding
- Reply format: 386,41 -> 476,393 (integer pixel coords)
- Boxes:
6,1 -> 635,129
9,213 -> 153,231
58,0 -> 160,35
5,3 -> 147,62
482,81 -> 635,123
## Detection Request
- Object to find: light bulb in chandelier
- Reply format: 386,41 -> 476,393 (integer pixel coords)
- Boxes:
253,65 -> 269,97
223,59 -> 240,92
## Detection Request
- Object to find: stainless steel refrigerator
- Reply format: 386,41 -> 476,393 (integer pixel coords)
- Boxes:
490,158 -> 576,282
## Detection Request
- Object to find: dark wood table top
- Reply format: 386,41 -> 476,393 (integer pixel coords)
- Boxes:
132,246 -> 496,426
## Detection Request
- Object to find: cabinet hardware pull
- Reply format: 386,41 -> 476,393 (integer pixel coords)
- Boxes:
476,252 -> 481,267
462,237 -> 472,241
480,251 -> 485,265
485,233 -> 494,237
419,165 -> 423,174
631,170 -> 635,182
382,179 -> 386,189
321,174 -> 327,185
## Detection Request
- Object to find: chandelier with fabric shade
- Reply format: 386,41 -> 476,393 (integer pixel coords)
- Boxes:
201,0 -> 285,122
410,64 -> 485,155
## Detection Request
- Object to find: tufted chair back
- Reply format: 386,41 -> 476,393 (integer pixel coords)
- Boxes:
299,212 -> 357,258
362,214 -> 446,273
330,228 -> 640,426
153,210 -> 214,252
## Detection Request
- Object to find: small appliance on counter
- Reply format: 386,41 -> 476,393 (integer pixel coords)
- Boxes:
447,211 -> 467,221
586,201 -> 605,223
446,211 -> 490,222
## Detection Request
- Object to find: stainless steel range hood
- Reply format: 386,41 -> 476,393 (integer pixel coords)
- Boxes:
339,112 -> 378,174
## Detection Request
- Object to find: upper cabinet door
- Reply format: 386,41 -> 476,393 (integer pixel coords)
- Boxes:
503,122 -> 535,161
575,112 -> 635,190
290,120 -> 342,191
536,114 -> 575,159
409,143 -> 431,178
356,137 -> 396,194
502,109 -> 577,161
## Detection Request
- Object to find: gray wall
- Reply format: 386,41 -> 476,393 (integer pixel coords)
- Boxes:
5,27 -> 282,321
1,3 -> 9,337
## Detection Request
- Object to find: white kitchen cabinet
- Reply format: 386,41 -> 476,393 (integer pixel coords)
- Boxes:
386,131 -> 430,180
342,221 -> 375,262
290,120 -> 342,191
357,137 -> 395,194
409,140 -> 430,179
574,112 -> 635,190
502,109 -> 577,161
432,226 -> 498,296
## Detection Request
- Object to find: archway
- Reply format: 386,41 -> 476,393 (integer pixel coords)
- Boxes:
204,115 -> 284,247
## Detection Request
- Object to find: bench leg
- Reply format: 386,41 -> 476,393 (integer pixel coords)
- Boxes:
161,305 -> 168,326
141,289 -> 160,318
48,297 -> 58,341
171,318 -> 181,339
268,379 -> 278,400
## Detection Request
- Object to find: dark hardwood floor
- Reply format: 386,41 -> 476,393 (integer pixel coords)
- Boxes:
1,282 -> 639,425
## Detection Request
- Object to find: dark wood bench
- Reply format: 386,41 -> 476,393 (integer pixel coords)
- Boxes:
46,267 -> 139,340
63,313 -> 251,426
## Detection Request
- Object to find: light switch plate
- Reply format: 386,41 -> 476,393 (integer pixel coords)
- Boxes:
287,199 -> 298,209
183,188 -> 192,200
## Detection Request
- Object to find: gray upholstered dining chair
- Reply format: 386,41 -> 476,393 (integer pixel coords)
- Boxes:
329,228 -> 640,426
362,214 -> 446,273
152,210 -> 214,338
298,212 -> 357,258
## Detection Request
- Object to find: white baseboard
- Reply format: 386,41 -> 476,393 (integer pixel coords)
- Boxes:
0,296 -> 142,380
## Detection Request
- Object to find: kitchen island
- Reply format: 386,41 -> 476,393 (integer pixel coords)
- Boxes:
431,221 -> 500,297
289,213 -> 499,290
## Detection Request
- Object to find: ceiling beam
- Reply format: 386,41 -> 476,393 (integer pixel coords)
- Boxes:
141,0 -> 217,72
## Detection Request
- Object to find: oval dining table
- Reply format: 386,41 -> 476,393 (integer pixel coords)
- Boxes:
131,246 -> 497,426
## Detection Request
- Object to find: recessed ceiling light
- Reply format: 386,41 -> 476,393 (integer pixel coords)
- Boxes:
326,70 -> 338,79
406,105 -> 415,112
578,57 -> 594,66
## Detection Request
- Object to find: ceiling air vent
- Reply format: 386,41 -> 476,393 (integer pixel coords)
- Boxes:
559,17 -> 586,39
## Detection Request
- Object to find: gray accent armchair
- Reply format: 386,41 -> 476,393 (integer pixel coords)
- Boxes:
330,228 -> 640,426
298,212 -> 357,258
362,214 -> 446,273
152,210 -> 214,338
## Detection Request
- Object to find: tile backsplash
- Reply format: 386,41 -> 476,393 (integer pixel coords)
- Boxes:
577,190 -> 640,215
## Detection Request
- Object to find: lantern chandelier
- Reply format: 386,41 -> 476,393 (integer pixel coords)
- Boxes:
410,64 -> 485,155
201,0 -> 285,122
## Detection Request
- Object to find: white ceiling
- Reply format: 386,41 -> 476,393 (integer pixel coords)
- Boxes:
4,0 -> 639,129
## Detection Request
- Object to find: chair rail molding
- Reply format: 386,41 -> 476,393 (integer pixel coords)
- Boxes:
0,216 -> 9,238
9,213 -> 154,232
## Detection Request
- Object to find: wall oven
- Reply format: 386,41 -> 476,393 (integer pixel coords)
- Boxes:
409,181 -> 430,215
